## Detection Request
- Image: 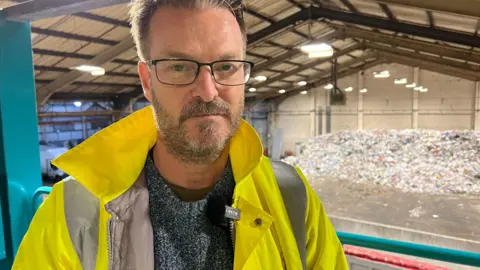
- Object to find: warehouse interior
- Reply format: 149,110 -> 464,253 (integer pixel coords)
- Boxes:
1,0 -> 480,268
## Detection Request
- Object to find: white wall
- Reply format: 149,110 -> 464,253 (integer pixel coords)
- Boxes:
275,63 -> 478,153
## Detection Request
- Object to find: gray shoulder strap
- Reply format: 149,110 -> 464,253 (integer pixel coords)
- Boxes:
270,159 -> 307,270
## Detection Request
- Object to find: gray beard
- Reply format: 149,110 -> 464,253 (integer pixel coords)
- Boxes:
151,92 -> 243,164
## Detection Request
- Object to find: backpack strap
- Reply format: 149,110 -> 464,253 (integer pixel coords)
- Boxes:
270,159 -> 307,270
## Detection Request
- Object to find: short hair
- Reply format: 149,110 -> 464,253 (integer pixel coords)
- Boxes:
129,0 -> 247,61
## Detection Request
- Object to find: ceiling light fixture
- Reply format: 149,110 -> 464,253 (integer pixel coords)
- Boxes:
300,42 -> 334,58
324,83 -> 333,90
298,81 -> 307,86
248,88 -> 257,92
394,78 -> 407,84
300,90 -> 308,95
406,83 -> 416,88
254,75 -> 267,82
420,88 -> 428,92
91,69 -> 105,76
344,87 -> 353,92
360,88 -> 368,93
73,101 -> 82,107
414,86 -> 424,91
374,70 -> 390,78
278,89 -> 286,94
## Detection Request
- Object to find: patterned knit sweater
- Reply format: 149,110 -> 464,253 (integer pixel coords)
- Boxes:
145,153 -> 235,270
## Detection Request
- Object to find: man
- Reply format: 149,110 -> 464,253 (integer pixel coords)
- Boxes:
13,0 -> 348,269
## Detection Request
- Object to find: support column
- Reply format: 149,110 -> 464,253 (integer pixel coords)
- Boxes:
412,67 -> 420,129
0,18 -> 42,265
473,81 -> 480,130
82,116 -> 87,140
357,71 -> 364,130
309,88 -> 317,137
322,88 -> 330,134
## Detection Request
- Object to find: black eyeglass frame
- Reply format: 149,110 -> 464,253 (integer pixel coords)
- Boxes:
146,58 -> 255,86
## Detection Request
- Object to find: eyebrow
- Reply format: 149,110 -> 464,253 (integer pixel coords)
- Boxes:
159,51 -> 242,61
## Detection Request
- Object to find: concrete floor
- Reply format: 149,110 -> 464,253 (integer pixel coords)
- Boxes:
311,177 -> 480,242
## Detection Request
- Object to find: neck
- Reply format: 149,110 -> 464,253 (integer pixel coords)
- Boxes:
152,138 -> 230,190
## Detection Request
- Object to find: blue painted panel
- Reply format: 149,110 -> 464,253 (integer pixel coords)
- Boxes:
0,18 -> 42,264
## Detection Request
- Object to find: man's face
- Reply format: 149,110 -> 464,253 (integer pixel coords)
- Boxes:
138,6 -> 246,164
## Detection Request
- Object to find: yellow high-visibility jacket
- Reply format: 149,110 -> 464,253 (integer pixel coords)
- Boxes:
13,106 -> 348,270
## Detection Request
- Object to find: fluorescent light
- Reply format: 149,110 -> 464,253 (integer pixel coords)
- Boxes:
344,86 -> 353,92
414,86 -> 423,91
298,81 -> 307,86
406,83 -> 416,88
324,83 -> 333,90
394,78 -> 407,84
278,89 -> 286,94
420,88 -> 428,92
300,43 -> 332,53
75,65 -> 104,72
73,101 -> 82,107
248,88 -> 257,92
91,69 -> 105,76
360,88 -> 368,93
308,51 -> 334,58
374,70 -> 390,78
254,75 -> 267,82
300,90 -> 308,95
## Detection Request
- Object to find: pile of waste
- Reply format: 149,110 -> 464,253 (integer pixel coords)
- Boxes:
282,129 -> 480,195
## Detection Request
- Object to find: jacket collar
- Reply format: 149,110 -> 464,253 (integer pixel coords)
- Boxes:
53,106 -> 263,202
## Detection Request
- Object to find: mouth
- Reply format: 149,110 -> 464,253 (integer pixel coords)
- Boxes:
189,114 -> 225,119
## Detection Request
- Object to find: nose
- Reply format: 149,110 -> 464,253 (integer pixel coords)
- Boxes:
193,66 -> 219,102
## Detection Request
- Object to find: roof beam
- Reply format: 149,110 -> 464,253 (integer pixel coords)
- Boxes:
249,42 -> 365,90
335,25 -> 480,63
36,79 -> 140,89
426,10 -> 435,28
262,58 -> 385,102
379,3 -> 395,20
35,65 -> 138,78
36,37 -> 136,105
366,42 -> 480,75
311,7 -> 480,48
247,6 -> 480,54
73,12 -> 130,28
251,30 -> 344,74
50,89 -> 142,102
2,0 -> 130,22
251,52 -> 378,102
31,27 -> 117,45
247,9 -> 308,46
339,0 -> 358,13
32,48 -> 137,65
373,0 -> 480,19
378,52 -> 480,81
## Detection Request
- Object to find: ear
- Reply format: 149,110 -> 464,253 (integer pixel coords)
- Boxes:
138,61 -> 153,102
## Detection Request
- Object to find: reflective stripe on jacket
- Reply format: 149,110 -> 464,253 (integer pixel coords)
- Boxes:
12,106 -> 348,270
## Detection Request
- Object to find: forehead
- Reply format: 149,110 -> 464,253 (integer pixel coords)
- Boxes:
148,6 -> 244,61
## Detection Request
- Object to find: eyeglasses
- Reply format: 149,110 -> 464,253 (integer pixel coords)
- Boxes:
147,59 -> 254,86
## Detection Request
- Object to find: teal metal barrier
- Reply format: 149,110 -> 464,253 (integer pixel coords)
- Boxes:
32,186 -> 53,213
338,231 -> 480,267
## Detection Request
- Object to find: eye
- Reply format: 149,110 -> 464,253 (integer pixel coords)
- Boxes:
172,64 -> 185,72
216,63 -> 239,73
220,64 -> 233,71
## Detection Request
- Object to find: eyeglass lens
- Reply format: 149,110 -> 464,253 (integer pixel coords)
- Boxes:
155,60 -> 252,86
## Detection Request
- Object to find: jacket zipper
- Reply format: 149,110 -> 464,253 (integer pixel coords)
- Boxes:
107,218 -> 113,270
229,219 -> 235,253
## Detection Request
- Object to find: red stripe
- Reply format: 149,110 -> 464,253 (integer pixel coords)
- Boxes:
344,245 -> 451,270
